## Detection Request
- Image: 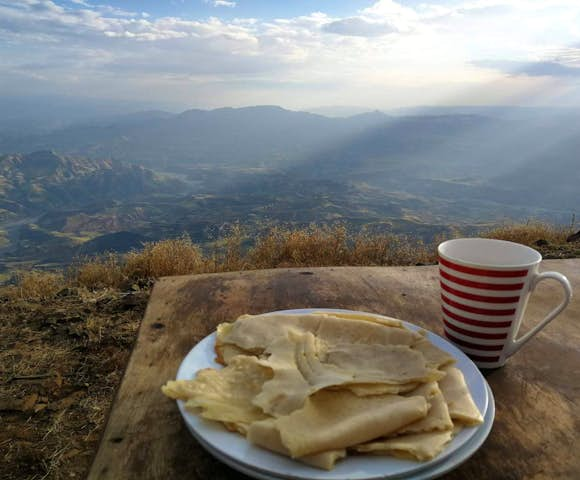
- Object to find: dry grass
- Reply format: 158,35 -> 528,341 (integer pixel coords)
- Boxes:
248,225 -> 350,268
349,232 -> 435,266
248,225 -> 436,268
484,221 -> 575,246
75,253 -> 124,290
6,271 -> 64,300
216,224 -> 248,272
0,287 -> 146,480
73,237 -> 208,290
2,226 -> 440,298
3,222 -> 578,296
124,236 -> 205,279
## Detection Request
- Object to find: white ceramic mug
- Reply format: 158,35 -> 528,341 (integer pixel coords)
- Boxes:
438,238 -> 572,368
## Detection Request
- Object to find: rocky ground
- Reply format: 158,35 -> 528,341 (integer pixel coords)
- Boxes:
0,287 -> 148,480
535,241 -> 580,259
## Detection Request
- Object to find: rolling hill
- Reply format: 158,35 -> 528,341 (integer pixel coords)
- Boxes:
0,150 -> 185,218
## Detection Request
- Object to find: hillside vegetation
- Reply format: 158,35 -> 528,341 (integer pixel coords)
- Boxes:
0,150 -> 185,217
1,222 -> 578,480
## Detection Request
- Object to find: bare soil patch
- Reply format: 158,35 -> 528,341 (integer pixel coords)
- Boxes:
0,288 -> 148,480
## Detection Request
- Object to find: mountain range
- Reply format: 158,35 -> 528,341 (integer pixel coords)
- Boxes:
0,106 -> 391,169
2,105 -> 578,186
0,105 -> 578,274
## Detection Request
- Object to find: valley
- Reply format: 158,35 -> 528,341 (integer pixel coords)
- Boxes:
1,106 -> 578,277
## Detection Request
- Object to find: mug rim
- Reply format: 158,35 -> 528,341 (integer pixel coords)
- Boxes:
438,238 -> 542,269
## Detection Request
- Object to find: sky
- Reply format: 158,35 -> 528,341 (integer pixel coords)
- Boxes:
1,0 -> 580,111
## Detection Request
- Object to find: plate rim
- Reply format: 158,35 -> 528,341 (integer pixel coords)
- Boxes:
175,308 -> 492,480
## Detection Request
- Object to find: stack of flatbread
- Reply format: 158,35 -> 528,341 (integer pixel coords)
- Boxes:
162,312 -> 483,470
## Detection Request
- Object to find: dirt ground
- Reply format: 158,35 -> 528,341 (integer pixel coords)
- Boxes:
0,287 -> 148,480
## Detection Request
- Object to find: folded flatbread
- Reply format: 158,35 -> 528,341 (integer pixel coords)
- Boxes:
412,336 -> 456,369
353,429 -> 455,461
438,366 -> 483,426
335,382 -> 420,396
400,382 -> 453,434
162,355 -> 272,434
253,330 -> 442,415
215,313 -> 422,364
311,311 -> 403,328
274,390 -> 429,458
247,419 -> 346,470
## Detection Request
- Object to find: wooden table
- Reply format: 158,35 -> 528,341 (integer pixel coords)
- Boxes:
88,260 -> 580,480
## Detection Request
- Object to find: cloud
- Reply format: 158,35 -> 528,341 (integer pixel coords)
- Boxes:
321,0 -> 417,36
70,0 -> 138,17
1,0 -> 580,108
322,17 -> 396,37
209,0 -> 236,7
95,4 -> 139,18
548,46 -> 580,67
476,60 -> 580,78
363,0 -> 418,20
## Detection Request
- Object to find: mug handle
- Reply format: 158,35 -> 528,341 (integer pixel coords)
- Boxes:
505,271 -> 573,357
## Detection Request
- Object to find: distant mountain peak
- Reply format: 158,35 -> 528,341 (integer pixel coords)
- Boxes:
179,105 -> 294,118
3,150 -> 68,178
239,105 -> 289,112
24,149 -> 63,164
347,110 -> 388,120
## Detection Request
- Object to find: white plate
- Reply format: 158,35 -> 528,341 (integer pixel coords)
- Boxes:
175,309 -> 491,480
184,382 -> 495,480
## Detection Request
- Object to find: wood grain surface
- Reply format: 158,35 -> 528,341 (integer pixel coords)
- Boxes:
88,260 -> 580,480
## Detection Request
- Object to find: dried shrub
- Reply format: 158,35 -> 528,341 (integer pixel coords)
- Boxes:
247,225 -> 437,268
350,233 -> 435,266
123,236 -> 204,279
483,221 -> 574,247
202,224 -> 248,273
75,253 -> 125,289
2,221 -> 575,298
248,225 -> 350,268
9,270 -> 64,300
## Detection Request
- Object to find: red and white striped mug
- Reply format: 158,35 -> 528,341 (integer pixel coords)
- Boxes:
438,238 -> 572,368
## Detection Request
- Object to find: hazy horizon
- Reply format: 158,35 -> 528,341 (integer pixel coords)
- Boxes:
3,93 -> 580,124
